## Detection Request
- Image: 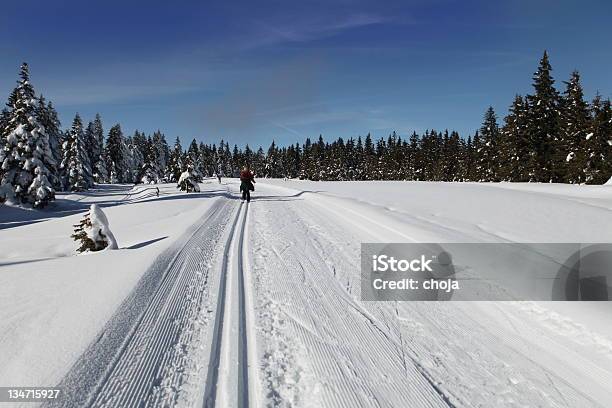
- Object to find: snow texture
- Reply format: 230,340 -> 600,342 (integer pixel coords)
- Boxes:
2,179 -> 612,407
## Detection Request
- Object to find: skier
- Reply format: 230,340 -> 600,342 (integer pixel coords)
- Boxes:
239,166 -> 255,202
216,163 -> 222,184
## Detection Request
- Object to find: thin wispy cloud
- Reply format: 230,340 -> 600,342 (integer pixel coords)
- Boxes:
270,121 -> 305,138
244,13 -> 390,48
30,51 -> 250,107
45,84 -> 200,106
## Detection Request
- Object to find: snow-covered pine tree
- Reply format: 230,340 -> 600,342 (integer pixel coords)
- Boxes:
476,107 -> 500,181
501,95 -> 531,181
139,168 -> 153,185
293,143 -> 302,179
35,96 -> 62,189
105,124 -> 130,183
108,161 -> 118,183
1,90 -> 17,138
222,142 -> 232,177
399,138 -> 411,181
199,142 -> 214,177
72,204 -> 118,252
380,132 -> 398,180
92,114 -> 104,156
319,138 -> 329,179
419,131 -> 438,181
87,114 -> 107,182
139,140 -> 160,184
469,131 -> 482,181
363,134 -> 377,181
0,108 -> 8,161
299,138 -> 312,180
187,138 -> 203,181
167,137 -> 184,182
584,95 -> 612,184
0,63 -> 55,207
254,147 -> 265,177
350,137 -> 363,180
231,144 -> 241,176
126,133 -> 144,183
526,51 -> 560,182
216,140 -> 226,177
265,140 -> 279,178
323,138 -> 339,180
408,132 -> 420,180
85,121 -> 99,173
558,71 -> 590,184
430,130 -> 446,181
460,134 -> 474,181
152,131 -> 169,180
61,113 -> 94,191
95,157 -> 109,183
444,131 -> 462,181
132,130 -> 148,157
0,108 -> 9,135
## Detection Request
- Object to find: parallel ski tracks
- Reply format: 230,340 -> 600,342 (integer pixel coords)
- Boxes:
203,199 -> 253,408
86,200 -> 233,408
54,191 -> 257,408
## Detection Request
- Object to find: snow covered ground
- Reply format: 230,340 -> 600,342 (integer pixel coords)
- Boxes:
0,182 -> 228,390
1,179 -> 612,407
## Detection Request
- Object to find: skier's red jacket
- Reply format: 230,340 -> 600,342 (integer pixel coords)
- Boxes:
240,169 -> 254,182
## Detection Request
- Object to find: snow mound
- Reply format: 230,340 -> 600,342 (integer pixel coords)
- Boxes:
177,171 -> 200,193
88,204 -> 118,250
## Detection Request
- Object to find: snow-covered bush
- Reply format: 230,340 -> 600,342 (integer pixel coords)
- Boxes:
177,170 -> 200,193
71,204 -> 118,253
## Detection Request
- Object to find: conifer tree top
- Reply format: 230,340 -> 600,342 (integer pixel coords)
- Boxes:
531,51 -> 557,95
19,62 -> 30,82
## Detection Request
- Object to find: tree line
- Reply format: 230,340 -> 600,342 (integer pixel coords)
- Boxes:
251,52 -> 611,184
1,52 -> 610,208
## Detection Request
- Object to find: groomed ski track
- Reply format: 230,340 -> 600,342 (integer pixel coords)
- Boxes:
203,198 -> 256,408
47,180 -> 612,408
48,184 -> 259,408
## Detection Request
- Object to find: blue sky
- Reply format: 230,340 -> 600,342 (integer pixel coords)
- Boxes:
0,0 -> 610,148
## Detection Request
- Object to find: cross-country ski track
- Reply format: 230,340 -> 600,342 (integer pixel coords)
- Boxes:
43,180 -> 612,408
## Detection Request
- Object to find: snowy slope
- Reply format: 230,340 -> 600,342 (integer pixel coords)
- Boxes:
245,180 -> 612,407
0,181 -> 229,390
2,179 -> 612,407
256,180 -> 612,243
